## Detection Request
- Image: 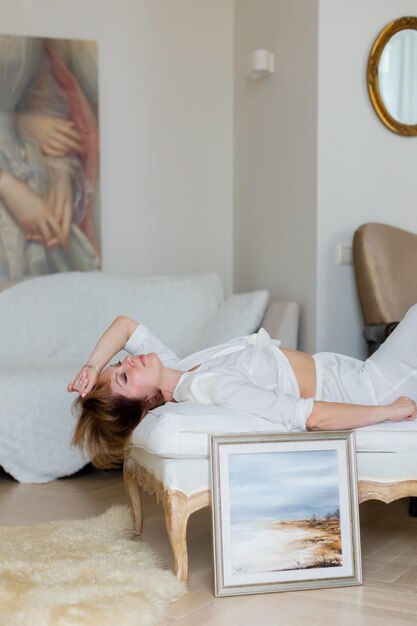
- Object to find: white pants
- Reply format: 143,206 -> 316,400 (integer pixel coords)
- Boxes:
365,303 -> 417,404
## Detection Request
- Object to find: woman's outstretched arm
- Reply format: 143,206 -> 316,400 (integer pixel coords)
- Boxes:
176,370 -> 417,431
67,315 -> 138,396
306,396 -> 417,431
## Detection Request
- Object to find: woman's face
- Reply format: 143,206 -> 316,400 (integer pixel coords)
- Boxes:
100,353 -> 162,401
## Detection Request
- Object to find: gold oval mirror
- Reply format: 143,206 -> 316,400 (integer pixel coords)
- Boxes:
367,16 -> 417,136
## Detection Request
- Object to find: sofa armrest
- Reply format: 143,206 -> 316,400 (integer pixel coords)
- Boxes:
261,301 -> 300,349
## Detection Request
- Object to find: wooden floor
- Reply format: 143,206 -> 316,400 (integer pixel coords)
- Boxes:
1,468 -> 417,625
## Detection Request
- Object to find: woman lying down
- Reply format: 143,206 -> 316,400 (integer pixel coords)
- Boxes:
68,306 -> 417,468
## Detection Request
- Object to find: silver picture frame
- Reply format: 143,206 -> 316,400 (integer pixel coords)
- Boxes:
210,431 -> 362,597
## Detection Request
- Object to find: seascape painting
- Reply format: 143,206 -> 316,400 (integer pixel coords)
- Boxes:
0,34 -> 100,287
229,450 -> 342,574
211,433 -> 362,596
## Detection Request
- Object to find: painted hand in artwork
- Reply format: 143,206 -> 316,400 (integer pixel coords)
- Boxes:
0,171 -> 65,247
48,167 -> 73,243
16,113 -> 85,157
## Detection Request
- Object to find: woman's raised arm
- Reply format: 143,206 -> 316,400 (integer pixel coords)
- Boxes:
67,315 -> 138,397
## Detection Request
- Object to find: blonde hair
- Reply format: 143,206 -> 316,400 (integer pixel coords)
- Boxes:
71,378 -> 165,469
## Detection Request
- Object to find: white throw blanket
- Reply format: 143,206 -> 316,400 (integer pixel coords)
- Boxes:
0,359 -> 87,482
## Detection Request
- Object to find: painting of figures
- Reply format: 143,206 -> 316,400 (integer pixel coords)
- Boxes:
211,432 -> 362,596
0,34 -> 100,287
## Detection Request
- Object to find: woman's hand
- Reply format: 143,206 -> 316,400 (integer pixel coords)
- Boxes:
67,364 -> 100,397
387,396 -> 417,422
67,317 -> 139,398
0,170 -> 65,247
16,113 -> 84,157
48,167 -> 73,243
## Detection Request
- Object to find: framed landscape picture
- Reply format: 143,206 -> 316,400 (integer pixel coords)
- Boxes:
210,431 -> 362,597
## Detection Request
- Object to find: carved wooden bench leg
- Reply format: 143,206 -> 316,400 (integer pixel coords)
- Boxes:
163,492 -> 190,582
123,455 -> 211,580
124,458 -> 143,535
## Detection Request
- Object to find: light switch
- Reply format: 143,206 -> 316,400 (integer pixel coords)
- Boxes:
337,244 -> 353,265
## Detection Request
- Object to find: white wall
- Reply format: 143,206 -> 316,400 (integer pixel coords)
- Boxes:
2,0 -> 234,292
234,0 -> 319,352
7,0 -> 414,356
317,0 -> 417,357
235,0 -> 417,356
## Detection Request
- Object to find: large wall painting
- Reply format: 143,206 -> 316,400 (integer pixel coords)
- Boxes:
0,35 -> 100,287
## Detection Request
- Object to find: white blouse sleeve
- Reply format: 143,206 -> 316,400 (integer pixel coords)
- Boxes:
124,323 -> 181,368
174,371 -> 314,432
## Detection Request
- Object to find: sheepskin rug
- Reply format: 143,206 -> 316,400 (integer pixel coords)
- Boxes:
0,505 -> 186,626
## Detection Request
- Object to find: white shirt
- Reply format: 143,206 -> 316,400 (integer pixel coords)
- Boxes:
125,324 -> 314,431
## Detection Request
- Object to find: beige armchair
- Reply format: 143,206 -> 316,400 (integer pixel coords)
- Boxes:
353,222 -> 417,353
354,222 -> 417,324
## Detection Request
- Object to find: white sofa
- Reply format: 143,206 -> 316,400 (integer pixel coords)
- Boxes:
0,270 -> 293,483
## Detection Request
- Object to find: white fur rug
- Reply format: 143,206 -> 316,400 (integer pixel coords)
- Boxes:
0,505 -> 186,626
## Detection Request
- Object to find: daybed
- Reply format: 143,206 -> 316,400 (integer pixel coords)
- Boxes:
0,270 -> 288,482
126,415 -> 417,582
125,347 -> 417,580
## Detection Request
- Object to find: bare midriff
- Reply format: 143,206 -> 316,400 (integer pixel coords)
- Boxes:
188,348 -> 316,398
281,348 -> 316,398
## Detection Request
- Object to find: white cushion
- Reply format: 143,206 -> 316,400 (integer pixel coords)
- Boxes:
357,451 -> 417,482
131,402 -> 417,458
129,447 -> 417,496
130,447 -> 210,496
354,420 -> 417,452
0,271 -> 224,359
131,402 -> 277,457
191,290 -> 269,351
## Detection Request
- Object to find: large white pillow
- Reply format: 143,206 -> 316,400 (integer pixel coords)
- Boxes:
0,271 -> 224,359
191,289 -> 269,351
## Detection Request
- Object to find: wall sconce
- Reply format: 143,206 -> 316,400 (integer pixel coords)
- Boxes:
249,49 -> 275,79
